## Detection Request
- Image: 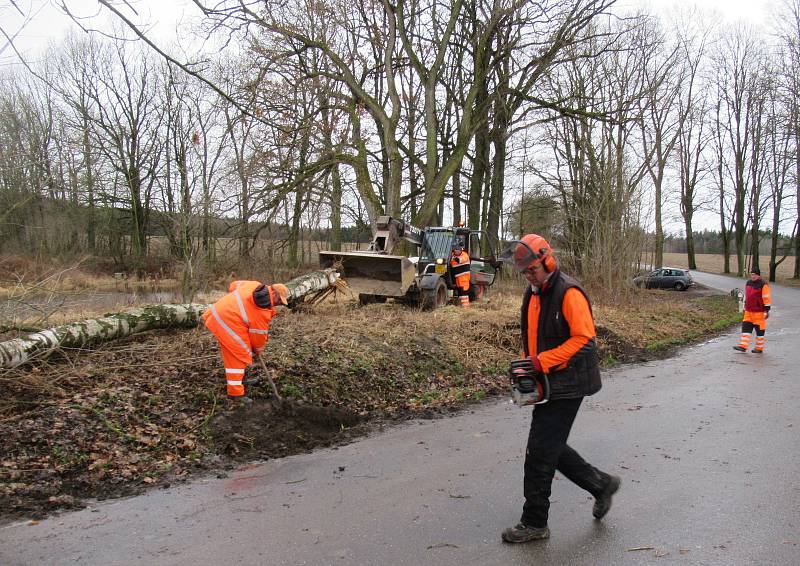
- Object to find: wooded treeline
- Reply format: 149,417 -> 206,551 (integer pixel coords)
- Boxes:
1,0 -> 799,286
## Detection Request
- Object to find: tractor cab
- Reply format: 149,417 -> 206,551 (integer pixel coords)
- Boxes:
418,226 -> 499,298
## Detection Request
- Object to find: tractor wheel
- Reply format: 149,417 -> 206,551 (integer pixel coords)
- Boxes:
421,279 -> 448,310
469,283 -> 487,302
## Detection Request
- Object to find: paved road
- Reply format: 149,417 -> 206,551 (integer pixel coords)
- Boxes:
2,272 -> 799,565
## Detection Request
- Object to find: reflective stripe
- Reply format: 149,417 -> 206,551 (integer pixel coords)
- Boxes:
233,290 -> 249,325
451,263 -> 471,277
249,328 -> 269,335
225,368 -> 245,374
210,304 -> 250,354
227,380 -> 243,386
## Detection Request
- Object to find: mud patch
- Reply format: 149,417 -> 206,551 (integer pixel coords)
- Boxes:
209,401 -> 367,462
596,325 -> 652,364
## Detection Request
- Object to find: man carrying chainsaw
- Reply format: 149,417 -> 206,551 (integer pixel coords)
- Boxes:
202,280 -> 289,405
450,241 -> 471,308
499,234 -> 620,543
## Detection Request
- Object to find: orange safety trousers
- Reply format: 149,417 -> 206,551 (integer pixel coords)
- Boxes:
737,311 -> 767,352
203,280 -> 276,396
451,251 -> 471,308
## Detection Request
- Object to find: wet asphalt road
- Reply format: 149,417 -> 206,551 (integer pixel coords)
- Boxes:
2,271 -> 799,566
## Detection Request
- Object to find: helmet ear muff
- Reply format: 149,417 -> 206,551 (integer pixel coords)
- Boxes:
539,248 -> 556,272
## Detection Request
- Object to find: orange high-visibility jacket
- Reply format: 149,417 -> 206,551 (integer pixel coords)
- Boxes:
202,280 -> 277,363
743,279 -> 771,328
450,250 -> 471,291
526,287 -> 595,374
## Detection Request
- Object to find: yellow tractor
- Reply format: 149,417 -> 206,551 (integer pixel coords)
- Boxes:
319,216 -> 500,309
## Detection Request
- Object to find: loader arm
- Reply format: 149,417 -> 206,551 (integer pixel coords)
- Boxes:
370,216 -> 423,254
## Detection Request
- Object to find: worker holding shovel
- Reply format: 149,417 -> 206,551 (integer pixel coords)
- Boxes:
202,280 -> 288,405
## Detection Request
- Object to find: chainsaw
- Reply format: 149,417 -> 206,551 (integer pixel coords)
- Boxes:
509,359 -> 550,406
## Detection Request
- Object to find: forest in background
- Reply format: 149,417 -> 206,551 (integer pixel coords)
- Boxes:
2,0 -> 800,292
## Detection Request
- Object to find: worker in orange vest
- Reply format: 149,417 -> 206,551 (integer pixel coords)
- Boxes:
734,266 -> 772,353
450,241 -> 471,308
202,280 -> 289,402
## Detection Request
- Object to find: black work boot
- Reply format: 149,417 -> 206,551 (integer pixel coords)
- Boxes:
593,475 -> 621,519
501,523 -> 550,543
733,346 -> 747,352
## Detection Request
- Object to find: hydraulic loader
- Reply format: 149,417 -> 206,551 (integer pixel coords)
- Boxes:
319,216 -> 500,309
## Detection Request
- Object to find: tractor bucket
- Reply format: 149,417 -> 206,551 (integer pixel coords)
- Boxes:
319,251 -> 416,297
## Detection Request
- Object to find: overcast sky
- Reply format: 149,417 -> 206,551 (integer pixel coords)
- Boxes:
1,0 -> 780,66
1,0 -> 198,65
0,0 -> 790,235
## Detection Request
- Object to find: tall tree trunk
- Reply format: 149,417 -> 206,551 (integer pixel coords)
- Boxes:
451,167 -> 461,226
487,114 -> 508,254
467,86 -> 490,229
330,164 -> 343,252
795,114 -> 800,279
685,222 -> 697,270
82,115 -> 96,254
654,173 -> 664,268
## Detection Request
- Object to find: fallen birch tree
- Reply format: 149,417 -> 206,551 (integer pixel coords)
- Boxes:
0,269 -> 341,369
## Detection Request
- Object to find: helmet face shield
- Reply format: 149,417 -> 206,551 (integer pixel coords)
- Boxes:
499,240 -> 541,273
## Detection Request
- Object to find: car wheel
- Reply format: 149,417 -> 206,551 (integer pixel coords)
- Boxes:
673,281 -> 686,291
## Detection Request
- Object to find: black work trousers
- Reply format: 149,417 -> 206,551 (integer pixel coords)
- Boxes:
521,397 -> 610,528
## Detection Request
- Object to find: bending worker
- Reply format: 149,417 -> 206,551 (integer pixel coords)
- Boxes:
202,280 -> 289,402
734,266 -> 772,353
450,241 -> 471,308
499,234 -> 620,543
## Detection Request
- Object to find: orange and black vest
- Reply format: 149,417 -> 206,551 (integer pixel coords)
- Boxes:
744,279 -> 768,312
450,251 -> 471,283
520,270 -> 602,400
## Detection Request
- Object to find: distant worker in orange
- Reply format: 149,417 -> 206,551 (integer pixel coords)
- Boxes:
202,280 -> 289,403
450,241 -> 471,308
734,266 -> 772,353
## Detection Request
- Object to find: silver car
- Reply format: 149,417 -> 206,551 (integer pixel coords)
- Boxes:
633,267 -> 694,291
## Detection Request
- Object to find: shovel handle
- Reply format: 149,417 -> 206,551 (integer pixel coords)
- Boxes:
256,354 -> 282,401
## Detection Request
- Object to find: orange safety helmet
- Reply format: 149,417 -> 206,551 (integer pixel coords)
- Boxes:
271,283 -> 289,306
502,234 -> 557,273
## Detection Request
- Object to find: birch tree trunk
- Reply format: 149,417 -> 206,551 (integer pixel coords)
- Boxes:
0,270 -> 341,368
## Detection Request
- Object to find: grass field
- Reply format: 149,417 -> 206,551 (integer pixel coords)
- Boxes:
662,253 -> 800,287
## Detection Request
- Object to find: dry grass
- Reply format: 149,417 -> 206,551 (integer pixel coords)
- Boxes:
662,253 -> 800,287
0,273 -> 739,520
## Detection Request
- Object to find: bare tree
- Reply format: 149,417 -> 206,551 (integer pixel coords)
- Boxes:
82,35 -> 165,263
775,0 -> 800,279
712,25 -> 766,276
639,17 -> 680,269
674,15 -> 713,271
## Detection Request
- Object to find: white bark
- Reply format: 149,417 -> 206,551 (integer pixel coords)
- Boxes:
284,268 -> 341,304
0,269 -> 340,368
0,304 -> 206,369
